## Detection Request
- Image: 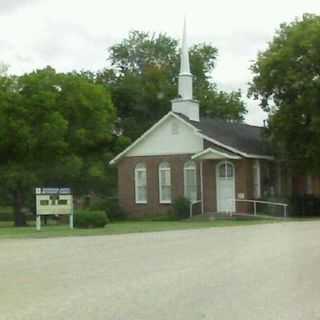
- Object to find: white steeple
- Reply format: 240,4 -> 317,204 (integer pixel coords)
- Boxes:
178,18 -> 193,99
180,18 -> 191,75
172,19 -> 200,122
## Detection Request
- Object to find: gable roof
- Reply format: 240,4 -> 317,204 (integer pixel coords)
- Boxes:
109,112 -> 273,165
174,113 -> 273,158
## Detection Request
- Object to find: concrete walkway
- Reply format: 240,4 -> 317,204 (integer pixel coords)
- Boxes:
1,221 -> 320,319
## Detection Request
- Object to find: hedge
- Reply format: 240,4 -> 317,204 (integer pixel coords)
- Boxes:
74,210 -> 109,228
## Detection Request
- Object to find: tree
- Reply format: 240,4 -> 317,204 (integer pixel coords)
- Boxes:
249,14 -> 320,174
0,62 -> 9,76
0,67 -> 115,226
98,31 -> 246,141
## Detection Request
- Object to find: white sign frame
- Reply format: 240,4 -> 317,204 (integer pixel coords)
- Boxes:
35,188 -> 74,231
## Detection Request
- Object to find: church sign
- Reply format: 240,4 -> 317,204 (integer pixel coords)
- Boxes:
35,187 -> 74,230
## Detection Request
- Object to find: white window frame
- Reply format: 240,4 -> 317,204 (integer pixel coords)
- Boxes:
306,175 -> 313,194
253,159 -> 261,199
184,161 -> 198,202
135,163 -> 147,204
159,162 -> 171,204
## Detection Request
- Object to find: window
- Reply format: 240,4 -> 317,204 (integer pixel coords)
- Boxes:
135,163 -> 147,203
58,199 -> 68,205
40,200 -> 49,206
306,175 -> 313,194
184,161 -> 197,202
253,160 -> 261,198
159,162 -> 171,203
218,162 -> 234,179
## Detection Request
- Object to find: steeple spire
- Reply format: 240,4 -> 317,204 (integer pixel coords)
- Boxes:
180,18 -> 191,75
172,19 -> 199,122
178,18 -> 193,100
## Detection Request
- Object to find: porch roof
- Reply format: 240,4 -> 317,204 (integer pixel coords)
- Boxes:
191,147 -> 242,160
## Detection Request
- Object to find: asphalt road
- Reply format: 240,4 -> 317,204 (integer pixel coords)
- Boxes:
1,221 -> 320,320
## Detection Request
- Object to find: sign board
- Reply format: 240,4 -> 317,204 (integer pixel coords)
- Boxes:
35,187 -> 73,230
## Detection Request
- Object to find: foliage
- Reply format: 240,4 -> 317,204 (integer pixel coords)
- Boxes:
0,207 -> 14,221
172,197 -> 190,220
289,194 -> 320,217
74,210 -> 108,228
105,198 -> 128,221
0,67 -> 116,226
97,30 -> 247,141
249,14 -> 320,173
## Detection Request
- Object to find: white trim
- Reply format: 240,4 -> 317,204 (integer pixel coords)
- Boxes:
197,133 -> 274,160
134,163 -> 147,204
171,113 -> 274,160
277,163 -> 281,196
183,160 -> 197,202
306,175 -> 313,194
216,160 -> 236,213
159,162 -> 172,204
109,112 -> 174,165
253,159 -> 261,199
192,147 -> 241,160
109,111 -> 274,164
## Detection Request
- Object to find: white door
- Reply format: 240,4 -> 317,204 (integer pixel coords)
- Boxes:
216,161 -> 235,213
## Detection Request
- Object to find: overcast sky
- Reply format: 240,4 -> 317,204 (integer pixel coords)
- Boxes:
1,0 -> 319,125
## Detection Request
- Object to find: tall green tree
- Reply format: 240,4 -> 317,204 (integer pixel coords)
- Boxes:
0,67 -> 115,226
249,14 -> 320,173
98,31 -> 246,140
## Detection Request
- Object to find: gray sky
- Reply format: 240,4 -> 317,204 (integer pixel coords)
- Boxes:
1,0 -> 319,125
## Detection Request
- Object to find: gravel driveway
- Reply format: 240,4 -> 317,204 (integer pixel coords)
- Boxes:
1,221 -> 320,320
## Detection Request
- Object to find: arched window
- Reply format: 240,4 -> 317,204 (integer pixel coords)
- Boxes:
159,162 -> 171,203
135,163 -> 147,203
218,162 -> 234,179
184,161 -> 197,202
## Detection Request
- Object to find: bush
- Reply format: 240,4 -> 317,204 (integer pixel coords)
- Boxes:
88,197 -> 109,211
172,197 -> 190,220
0,207 -> 14,221
74,210 -> 108,228
289,194 -> 320,217
105,198 -> 127,221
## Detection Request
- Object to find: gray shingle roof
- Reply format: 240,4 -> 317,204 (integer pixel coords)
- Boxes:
174,113 -> 273,157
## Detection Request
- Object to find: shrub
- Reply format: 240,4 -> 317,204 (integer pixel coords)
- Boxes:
88,197 -> 109,211
0,208 -> 14,221
105,198 -> 128,221
289,194 -> 320,217
74,210 -> 108,228
172,197 -> 190,220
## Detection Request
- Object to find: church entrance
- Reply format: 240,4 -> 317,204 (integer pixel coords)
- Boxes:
216,161 -> 235,213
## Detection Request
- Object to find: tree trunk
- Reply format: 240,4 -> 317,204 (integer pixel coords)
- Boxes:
14,190 -> 26,227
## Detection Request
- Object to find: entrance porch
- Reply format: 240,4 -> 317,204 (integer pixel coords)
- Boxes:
192,148 -> 254,215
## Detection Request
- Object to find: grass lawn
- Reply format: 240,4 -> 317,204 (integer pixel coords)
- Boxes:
0,216 -> 286,239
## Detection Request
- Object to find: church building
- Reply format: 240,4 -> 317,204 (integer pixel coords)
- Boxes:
110,23 -> 311,217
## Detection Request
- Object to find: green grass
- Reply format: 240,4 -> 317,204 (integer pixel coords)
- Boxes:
0,216 -> 284,240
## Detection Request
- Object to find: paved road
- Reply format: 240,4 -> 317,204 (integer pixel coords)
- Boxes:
1,222 -> 320,320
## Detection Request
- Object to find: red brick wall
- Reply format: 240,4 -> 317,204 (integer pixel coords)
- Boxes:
117,154 -> 199,217
202,159 -> 253,214
292,175 -> 320,195
118,155 -> 255,216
